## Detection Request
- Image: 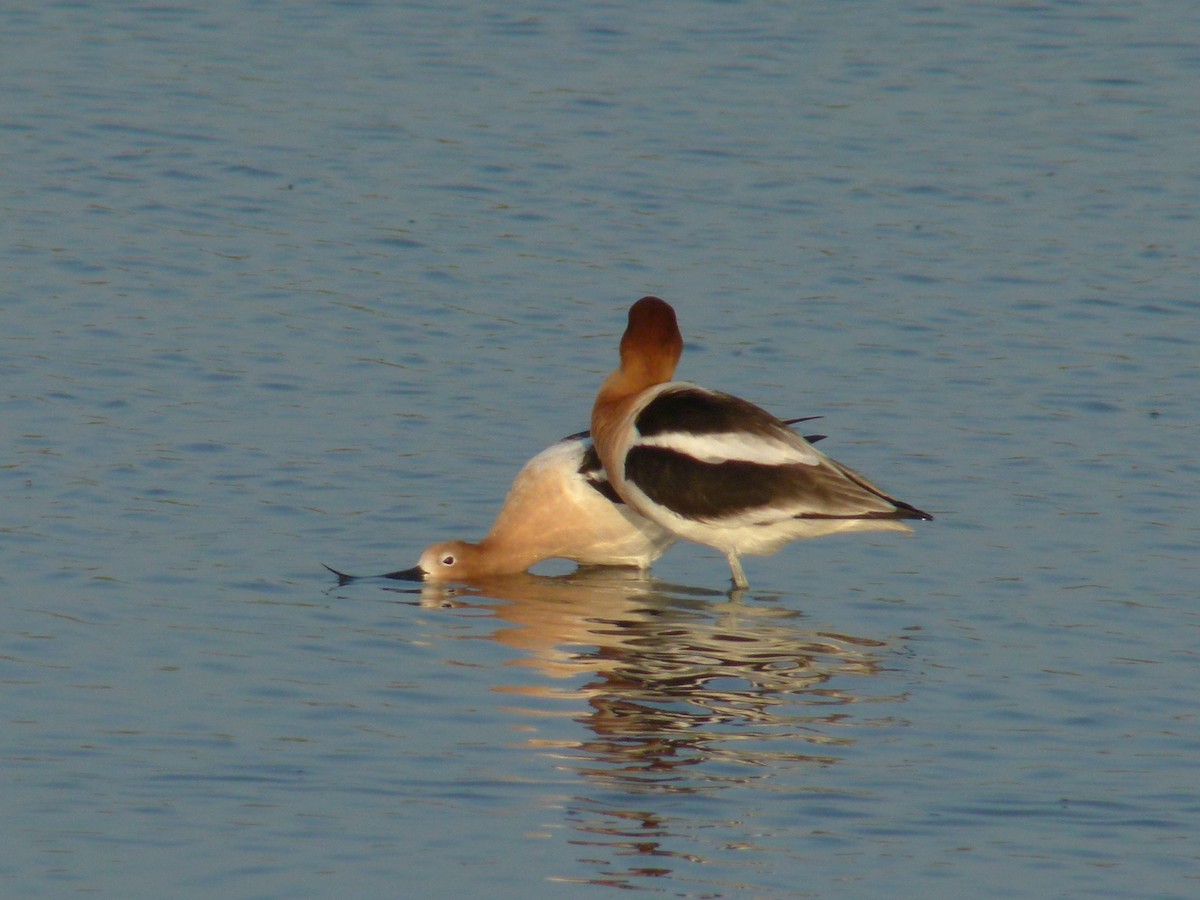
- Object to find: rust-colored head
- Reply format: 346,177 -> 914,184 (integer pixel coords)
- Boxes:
617,296 -> 683,385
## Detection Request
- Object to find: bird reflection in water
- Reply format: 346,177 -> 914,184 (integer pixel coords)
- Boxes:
396,568 -> 898,891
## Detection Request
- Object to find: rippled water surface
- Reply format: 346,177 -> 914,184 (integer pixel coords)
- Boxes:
4,1 -> 1199,897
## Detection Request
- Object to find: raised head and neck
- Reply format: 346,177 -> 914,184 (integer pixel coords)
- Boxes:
591,296 -> 683,449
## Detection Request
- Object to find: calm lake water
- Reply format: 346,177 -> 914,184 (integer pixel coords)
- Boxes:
4,1 -> 1199,897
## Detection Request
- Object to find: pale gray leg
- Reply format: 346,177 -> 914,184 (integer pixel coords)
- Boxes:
726,551 -> 748,589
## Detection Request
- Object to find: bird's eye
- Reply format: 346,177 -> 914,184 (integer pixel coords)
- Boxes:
441,555 -> 456,567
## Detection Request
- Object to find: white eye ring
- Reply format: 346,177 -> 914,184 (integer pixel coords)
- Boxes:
441,555 -> 456,567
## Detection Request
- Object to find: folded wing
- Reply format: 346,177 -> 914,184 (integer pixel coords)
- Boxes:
623,386 -> 931,526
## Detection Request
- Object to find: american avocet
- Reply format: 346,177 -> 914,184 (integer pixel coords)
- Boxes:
386,431 -> 677,582
329,420 -> 821,585
590,296 -> 932,590
325,417 -> 825,584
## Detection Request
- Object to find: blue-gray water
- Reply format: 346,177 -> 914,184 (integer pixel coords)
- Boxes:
4,2 -> 1198,897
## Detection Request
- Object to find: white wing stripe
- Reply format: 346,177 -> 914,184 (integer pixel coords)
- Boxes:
636,431 -> 821,466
